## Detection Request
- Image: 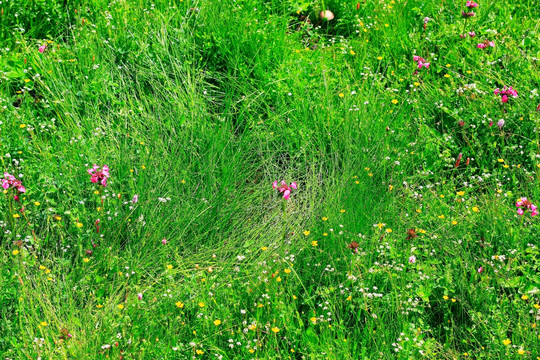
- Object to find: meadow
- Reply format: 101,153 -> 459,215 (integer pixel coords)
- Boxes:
1,0 -> 540,358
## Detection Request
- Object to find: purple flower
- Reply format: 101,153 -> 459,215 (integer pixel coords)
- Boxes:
497,119 -> 505,129
132,194 -> 139,203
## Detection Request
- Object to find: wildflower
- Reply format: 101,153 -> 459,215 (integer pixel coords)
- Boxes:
2,172 -> 26,200
413,55 -> 430,69
176,301 -> 184,308
261,246 -> 268,251
322,217 -> 328,221
40,322 -> 48,327
503,339 -> 512,345
132,194 -> 139,203
272,180 -> 297,200
166,265 -> 173,269
303,230 -> 310,236
443,295 -> 449,300
468,31 -> 476,37
271,327 -> 280,333
497,119 -> 505,129
391,99 -> 398,104
409,255 -> 416,264
423,17 -> 430,30
88,165 -> 110,187
83,258 -> 90,263
494,86 -> 518,103
516,197 -> 538,217
348,241 -> 359,254
12,250 -> 20,255
38,45 -> 47,53
138,293 -> 143,300
311,240 -> 318,247
517,349 -> 525,355
462,11 -> 475,18
162,239 -> 167,245
196,350 -> 204,355
340,209 -> 346,213
521,295 -> 529,300
198,302 -> 205,308
117,304 -> 124,310
472,206 -> 479,212
385,228 -> 392,233
465,1 -> 478,8
213,320 -> 222,326
406,228 -> 417,240
284,268 -> 291,273
477,266 -> 483,273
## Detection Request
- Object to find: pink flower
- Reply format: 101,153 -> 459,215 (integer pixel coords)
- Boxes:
273,180 -> 297,200
497,119 -> 505,128
132,194 -> 139,203
494,86 -> 518,103
38,45 -> 47,53
468,31 -> 476,37
2,172 -> 26,201
516,197 -> 538,217
409,255 -> 416,264
88,165 -> 110,187
138,293 -> 143,300
162,238 -> 167,245
413,55 -> 430,73
489,41 -> 495,47
477,43 -> 486,49
462,11 -> 475,18
466,1 -> 478,8
477,266 -> 483,273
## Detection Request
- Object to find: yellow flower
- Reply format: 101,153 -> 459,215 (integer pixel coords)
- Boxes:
94,190 -> 100,195
271,327 -> 280,333
181,179 -> 186,184
249,349 -> 255,353
451,298 -> 456,302
438,215 -> 445,219
457,191 -> 465,196
20,124 -> 26,128
198,302 -> 205,308
391,99 -> 398,104
303,230 -> 310,236
522,295 -> 529,300
117,304 -> 124,310
413,82 -> 420,86
534,304 -> 540,309
12,250 -> 20,255
311,241 -> 318,247
340,209 -> 346,213
276,276 -> 281,282
446,64 -> 451,68
452,220 -> 458,225
213,319 -> 222,326
83,258 -> 90,263
176,301 -> 184,308
416,209 -> 422,213
76,222 -> 83,228
439,195 -> 445,198
34,201 -> 41,206
472,207 -> 479,213
443,295 -> 449,300
517,349 -> 525,355
385,228 -> 392,233
40,322 -> 48,327
339,93 -> 344,98
322,217 -> 328,221
388,185 -> 394,191
376,223 -> 385,229
248,324 -> 257,330
53,215 -> 61,221
346,295 -> 352,301
323,233 -> 328,236
13,214 -> 20,218
257,303 -> 264,308
261,246 -> 268,251
444,74 -> 450,78
39,265 -> 47,270
310,317 -> 317,323
349,50 -> 355,55
377,56 -> 383,60
166,265 -> 173,269
96,304 -> 103,308
284,268 -> 291,274
292,295 -> 297,299
503,164 -> 509,168
196,350 -> 204,355
497,159 -> 504,163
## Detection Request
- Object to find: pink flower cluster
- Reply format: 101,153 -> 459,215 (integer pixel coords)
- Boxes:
2,172 -> 26,201
466,1 -> 478,8
516,198 -> 538,217
477,40 -> 495,49
494,86 -> 518,103
272,180 -> 297,200
413,56 -> 430,69
88,165 -> 110,187
38,45 -> 47,53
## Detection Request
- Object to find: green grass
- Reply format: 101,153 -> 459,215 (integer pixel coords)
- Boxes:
1,0 -> 540,358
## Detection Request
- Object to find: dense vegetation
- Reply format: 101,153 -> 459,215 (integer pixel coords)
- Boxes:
1,0 -> 540,358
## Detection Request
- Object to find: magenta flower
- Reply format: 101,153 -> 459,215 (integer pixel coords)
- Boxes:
516,197 -> 538,217
273,180 -> 297,200
2,173 -> 26,201
88,165 -> 110,187
477,266 -> 483,273
468,31 -> 476,37
162,238 -> 167,245
466,1 -> 478,8
38,45 -> 47,53
462,11 -> 475,18
494,86 -> 518,103
138,293 -> 143,300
